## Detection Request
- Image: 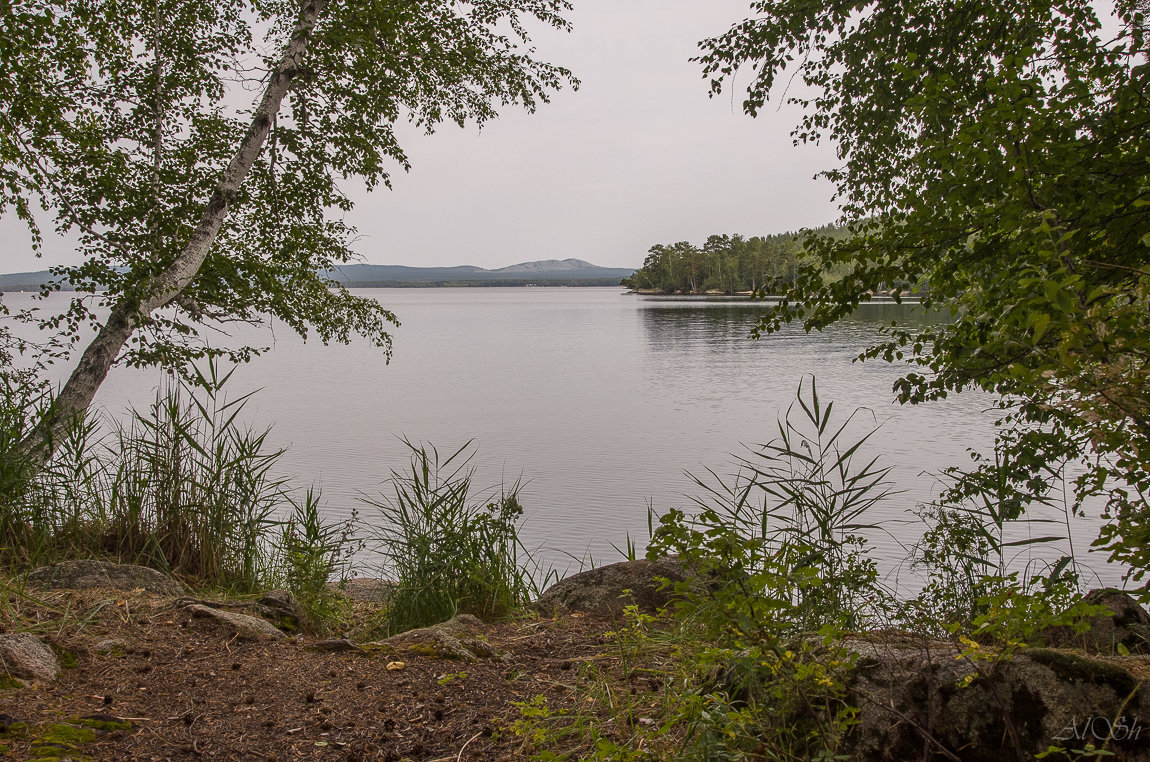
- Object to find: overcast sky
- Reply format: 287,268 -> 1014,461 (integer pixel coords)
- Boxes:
0,0 -> 841,273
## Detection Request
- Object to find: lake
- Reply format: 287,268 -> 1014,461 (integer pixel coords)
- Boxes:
4,287 -> 1127,587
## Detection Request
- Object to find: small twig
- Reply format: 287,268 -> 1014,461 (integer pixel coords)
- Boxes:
457,730 -> 483,761
1079,258 -> 1150,278
426,731 -> 485,762
862,695 -> 962,762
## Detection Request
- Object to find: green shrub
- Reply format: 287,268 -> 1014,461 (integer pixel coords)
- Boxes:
279,488 -> 358,630
641,377 -> 888,760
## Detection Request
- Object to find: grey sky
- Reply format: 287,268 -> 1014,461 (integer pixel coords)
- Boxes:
0,0 -> 840,272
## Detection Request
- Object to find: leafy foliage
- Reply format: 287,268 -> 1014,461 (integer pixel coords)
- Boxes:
650,377 -> 891,636
643,378 -> 887,759
697,0 -> 1150,586
0,0 -> 576,409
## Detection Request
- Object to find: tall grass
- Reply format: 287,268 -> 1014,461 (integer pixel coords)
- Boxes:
364,439 -> 551,635
0,361 -> 347,594
104,362 -> 285,587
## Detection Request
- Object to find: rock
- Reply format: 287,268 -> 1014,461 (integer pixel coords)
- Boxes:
1043,588 -> 1150,655
369,614 -> 497,662
26,560 -> 182,596
256,589 -> 306,631
533,558 -> 689,617
0,633 -> 60,682
181,604 -> 287,640
840,634 -> 1150,761
171,590 -> 307,632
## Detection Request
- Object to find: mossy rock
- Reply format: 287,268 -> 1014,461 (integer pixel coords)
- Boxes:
93,639 -> 128,658
26,560 -> 181,596
369,614 -> 500,662
843,638 -> 1150,761
360,642 -> 398,656
48,645 -> 79,670
30,750 -> 94,761
0,675 -> 23,691
70,715 -> 133,733
1022,647 -> 1142,695
24,716 -> 133,760
1,720 -> 30,736
29,722 -> 98,758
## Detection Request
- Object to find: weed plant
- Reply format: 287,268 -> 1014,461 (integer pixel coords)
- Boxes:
638,378 -> 882,760
105,362 -> 285,588
651,377 -> 892,635
364,439 -> 552,635
279,489 -> 358,629
506,604 -> 684,761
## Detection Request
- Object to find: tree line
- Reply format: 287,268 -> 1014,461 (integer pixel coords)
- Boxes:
621,224 -> 917,295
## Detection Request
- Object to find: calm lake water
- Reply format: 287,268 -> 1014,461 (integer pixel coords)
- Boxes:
6,287 -> 1127,587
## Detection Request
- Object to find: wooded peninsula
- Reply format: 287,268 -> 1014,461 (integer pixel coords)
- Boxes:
622,225 -> 863,295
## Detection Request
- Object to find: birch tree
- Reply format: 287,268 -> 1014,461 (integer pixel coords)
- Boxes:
0,0 -> 575,462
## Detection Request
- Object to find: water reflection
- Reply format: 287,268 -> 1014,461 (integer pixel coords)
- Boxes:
638,299 -> 950,353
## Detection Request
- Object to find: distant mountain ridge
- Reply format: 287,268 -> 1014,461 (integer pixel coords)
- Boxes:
0,259 -> 636,292
492,258 -> 604,274
325,259 -> 634,285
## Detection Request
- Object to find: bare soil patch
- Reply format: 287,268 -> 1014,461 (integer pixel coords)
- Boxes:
0,587 -> 649,761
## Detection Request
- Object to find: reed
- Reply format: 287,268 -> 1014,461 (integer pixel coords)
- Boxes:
0,361 -> 336,594
364,439 -> 552,635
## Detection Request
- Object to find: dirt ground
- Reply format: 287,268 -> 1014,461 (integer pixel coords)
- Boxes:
0,587 -> 665,761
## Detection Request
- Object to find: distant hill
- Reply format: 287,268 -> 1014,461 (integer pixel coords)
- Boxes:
0,270 -> 58,293
0,260 -> 636,292
322,259 -> 635,286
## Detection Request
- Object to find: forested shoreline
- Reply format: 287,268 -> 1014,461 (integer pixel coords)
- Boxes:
619,224 -> 914,295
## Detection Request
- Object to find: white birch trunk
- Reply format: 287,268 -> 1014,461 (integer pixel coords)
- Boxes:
24,0 -> 329,465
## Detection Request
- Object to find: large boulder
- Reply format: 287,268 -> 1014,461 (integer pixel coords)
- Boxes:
26,560 -> 182,596
534,558 -> 689,618
1043,588 -> 1150,655
0,632 -> 60,682
841,635 -> 1150,761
